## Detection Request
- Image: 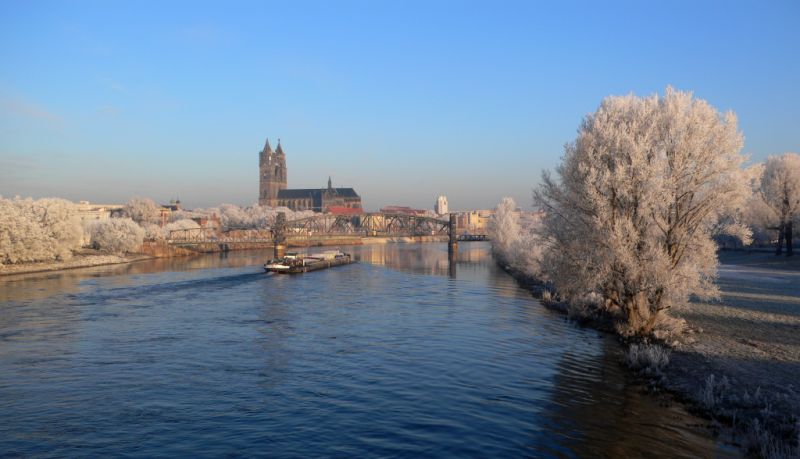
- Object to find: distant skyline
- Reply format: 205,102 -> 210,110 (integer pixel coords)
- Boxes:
1,1 -> 799,211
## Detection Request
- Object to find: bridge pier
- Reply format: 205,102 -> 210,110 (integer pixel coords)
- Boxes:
448,213 -> 458,255
273,212 -> 287,259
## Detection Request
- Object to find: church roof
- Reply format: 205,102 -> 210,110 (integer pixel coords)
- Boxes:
277,189 -> 319,199
331,188 -> 359,198
277,188 -> 360,199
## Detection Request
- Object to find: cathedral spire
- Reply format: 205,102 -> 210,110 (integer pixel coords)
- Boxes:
262,138 -> 272,154
275,138 -> 284,155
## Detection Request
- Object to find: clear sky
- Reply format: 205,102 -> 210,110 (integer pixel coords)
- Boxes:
1,1 -> 798,211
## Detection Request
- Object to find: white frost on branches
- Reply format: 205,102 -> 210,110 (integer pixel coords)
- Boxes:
88,218 -> 145,255
124,197 -> 161,225
490,197 -> 542,276
0,197 -> 84,264
747,153 -> 800,254
192,204 -> 315,230
535,87 -> 750,336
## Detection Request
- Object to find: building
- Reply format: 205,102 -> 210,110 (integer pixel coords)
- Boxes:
258,138 -> 287,206
456,209 -> 493,235
434,195 -> 448,215
380,205 -> 429,216
258,137 -> 362,212
76,201 -> 124,225
277,177 -> 362,212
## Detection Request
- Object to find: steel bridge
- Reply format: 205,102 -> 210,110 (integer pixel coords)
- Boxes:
284,213 -> 450,238
166,212 -> 484,248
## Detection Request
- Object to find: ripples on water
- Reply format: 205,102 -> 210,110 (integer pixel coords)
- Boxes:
0,243 -> 737,457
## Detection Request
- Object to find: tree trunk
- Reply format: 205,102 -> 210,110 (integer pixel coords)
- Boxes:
786,220 -> 793,257
776,222 -> 785,255
623,292 -> 653,336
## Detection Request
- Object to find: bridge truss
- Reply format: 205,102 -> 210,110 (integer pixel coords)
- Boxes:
285,213 -> 450,238
166,212 -> 460,246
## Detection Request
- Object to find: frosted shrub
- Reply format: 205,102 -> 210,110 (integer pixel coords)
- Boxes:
626,343 -> 670,375
652,314 -> 688,340
142,223 -> 165,241
535,87 -> 750,336
89,218 -> 145,255
699,374 -> 731,410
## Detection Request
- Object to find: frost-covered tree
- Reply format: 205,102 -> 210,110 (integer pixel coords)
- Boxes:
0,196 -> 84,265
124,197 -> 161,225
89,218 -> 145,255
162,219 -> 201,239
754,153 -> 800,255
535,87 -> 749,336
193,204 -> 315,230
29,198 -> 84,259
490,197 -> 543,276
491,197 -> 520,266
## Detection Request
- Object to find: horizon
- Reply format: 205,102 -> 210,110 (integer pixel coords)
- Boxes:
2,1 -> 799,210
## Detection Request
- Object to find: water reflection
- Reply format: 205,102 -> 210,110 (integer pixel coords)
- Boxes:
352,241 -> 489,277
0,243 -> 738,457
537,334 -> 737,457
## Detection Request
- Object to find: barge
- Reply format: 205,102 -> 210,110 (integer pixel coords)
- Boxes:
264,250 -> 353,274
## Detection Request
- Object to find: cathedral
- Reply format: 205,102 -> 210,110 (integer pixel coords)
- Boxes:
258,138 -> 363,213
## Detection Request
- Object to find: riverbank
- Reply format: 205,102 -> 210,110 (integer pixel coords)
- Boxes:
665,251 -> 800,457
502,250 -> 800,457
0,249 -> 155,277
0,238 -> 451,277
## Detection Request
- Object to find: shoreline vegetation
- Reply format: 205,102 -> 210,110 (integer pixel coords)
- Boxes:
501,250 -> 800,458
0,249 -> 154,277
0,236 -> 449,277
487,88 -> 799,458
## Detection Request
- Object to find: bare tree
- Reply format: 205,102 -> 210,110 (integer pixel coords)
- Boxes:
535,87 -> 749,336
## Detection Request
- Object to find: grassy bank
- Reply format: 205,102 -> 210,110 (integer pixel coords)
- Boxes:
0,249 -> 155,277
499,251 -> 800,458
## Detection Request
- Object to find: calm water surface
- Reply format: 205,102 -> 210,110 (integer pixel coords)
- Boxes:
0,243 -> 737,457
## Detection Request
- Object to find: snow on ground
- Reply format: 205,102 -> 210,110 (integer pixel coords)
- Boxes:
666,251 -> 800,440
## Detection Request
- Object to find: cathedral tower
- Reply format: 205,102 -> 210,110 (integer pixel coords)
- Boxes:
258,138 -> 287,206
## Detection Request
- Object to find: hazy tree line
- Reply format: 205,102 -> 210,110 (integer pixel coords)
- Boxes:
491,87 -> 800,337
1,196 -> 315,266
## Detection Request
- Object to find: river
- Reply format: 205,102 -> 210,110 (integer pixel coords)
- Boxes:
0,242 -> 737,457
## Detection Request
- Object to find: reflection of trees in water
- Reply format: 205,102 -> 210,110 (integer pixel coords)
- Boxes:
352,242 -> 492,277
0,251 -> 275,303
535,335 -> 727,457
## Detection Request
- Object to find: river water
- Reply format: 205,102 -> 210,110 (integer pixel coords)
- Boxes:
0,242 -> 737,457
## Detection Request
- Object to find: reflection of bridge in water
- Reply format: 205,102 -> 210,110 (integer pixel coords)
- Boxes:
168,212 -> 487,250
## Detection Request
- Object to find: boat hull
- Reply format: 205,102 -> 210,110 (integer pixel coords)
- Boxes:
264,254 -> 353,274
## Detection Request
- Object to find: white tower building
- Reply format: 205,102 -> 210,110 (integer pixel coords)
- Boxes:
435,195 -> 449,215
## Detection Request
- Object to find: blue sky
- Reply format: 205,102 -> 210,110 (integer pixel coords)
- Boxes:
1,1 -> 798,210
